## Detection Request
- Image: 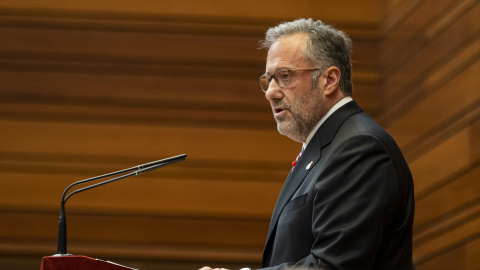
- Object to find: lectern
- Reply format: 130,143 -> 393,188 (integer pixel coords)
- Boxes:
41,255 -> 138,270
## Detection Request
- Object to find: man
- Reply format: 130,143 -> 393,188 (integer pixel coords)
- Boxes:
202,18 -> 415,270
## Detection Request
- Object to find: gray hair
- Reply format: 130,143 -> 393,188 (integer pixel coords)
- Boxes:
261,18 -> 353,96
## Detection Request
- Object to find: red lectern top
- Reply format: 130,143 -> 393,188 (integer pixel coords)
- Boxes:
41,255 -> 138,270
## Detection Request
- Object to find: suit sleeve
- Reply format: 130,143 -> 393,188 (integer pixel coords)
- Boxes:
262,134 -> 401,270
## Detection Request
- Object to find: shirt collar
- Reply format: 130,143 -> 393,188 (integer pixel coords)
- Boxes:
303,96 -> 354,149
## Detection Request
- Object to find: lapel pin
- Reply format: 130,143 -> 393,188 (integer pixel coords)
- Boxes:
306,161 -> 313,170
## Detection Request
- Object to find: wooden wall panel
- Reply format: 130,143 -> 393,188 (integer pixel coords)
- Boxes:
409,122 -> 478,196
415,237 -> 480,270
0,171 -> 284,217
384,57 -> 480,150
0,0 -> 380,25
0,121 -> 303,163
380,0 -> 480,126
0,1 -> 381,269
381,0 -> 480,268
414,165 -> 480,231
0,27 -> 263,62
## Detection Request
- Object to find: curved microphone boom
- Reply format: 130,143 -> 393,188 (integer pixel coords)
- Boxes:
56,154 -> 187,255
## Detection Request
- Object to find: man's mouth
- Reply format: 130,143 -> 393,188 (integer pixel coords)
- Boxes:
273,106 -> 289,117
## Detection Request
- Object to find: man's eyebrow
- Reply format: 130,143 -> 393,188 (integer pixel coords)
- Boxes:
266,67 -> 289,76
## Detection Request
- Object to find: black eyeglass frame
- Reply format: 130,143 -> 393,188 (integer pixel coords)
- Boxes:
259,67 -> 323,92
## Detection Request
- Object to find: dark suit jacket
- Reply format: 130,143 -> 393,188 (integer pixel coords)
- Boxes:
262,101 -> 415,270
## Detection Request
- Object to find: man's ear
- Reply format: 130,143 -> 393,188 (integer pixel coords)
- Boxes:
323,66 -> 341,96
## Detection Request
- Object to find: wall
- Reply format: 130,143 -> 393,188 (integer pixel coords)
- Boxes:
381,0 -> 480,269
0,1 -> 380,269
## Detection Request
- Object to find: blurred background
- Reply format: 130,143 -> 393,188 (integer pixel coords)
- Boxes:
0,0 -> 478,269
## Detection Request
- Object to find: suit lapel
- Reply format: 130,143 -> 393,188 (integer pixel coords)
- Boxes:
265,133 -> 321,240
263,101 -> 364,257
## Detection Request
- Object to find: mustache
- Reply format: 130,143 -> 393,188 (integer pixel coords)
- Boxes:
272,101 -> 291,110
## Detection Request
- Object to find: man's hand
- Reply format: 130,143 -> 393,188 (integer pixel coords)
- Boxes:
199,267 -> 229,270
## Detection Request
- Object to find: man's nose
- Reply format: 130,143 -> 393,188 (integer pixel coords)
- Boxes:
265,80 -> 283,102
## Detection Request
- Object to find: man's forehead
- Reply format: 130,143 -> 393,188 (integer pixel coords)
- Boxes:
266,33 -> 309,70
268,33 -> 307,55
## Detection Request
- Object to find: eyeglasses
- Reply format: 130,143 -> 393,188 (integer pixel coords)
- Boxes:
259,68 -> 322,92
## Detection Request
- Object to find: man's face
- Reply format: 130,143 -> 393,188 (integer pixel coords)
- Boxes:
265,34 -> 326,143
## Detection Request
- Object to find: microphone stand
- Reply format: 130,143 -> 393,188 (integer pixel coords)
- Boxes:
55,154 -> 187,256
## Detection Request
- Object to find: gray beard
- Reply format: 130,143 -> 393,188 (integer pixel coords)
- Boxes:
277,95 -> 326,143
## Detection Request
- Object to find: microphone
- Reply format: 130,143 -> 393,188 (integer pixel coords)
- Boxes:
55,154 -> 187,256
